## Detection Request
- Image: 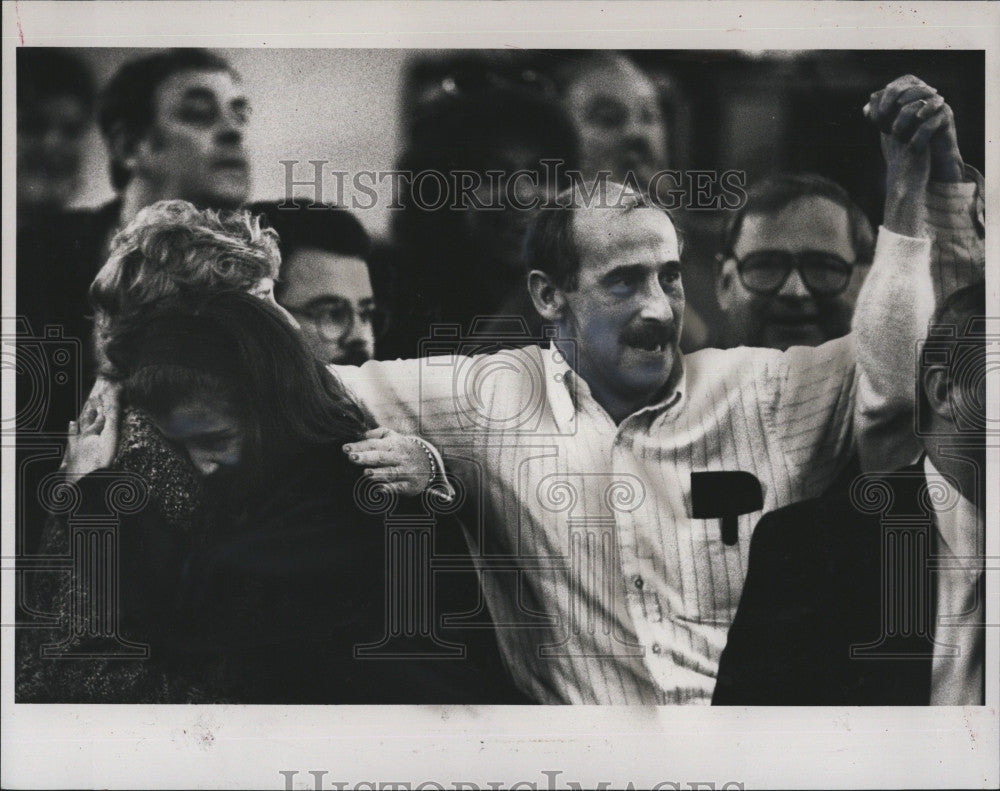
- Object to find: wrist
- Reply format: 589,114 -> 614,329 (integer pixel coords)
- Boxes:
931,156 -> 964,184
408,436 -> 438,490
883,193 -> 925,238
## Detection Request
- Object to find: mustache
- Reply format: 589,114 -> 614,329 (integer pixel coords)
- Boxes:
621,321 -> 676,349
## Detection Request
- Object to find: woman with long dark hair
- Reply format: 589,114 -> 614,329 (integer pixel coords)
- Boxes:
21,292 -> 517,703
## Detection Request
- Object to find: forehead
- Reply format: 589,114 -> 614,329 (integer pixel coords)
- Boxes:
153,68 -> 244,109
30,95 -> 88,120
573,205 -> 680,273
283,248 -> 372,301
160,399 -> 237,434
565,58 -> 658,107
735,195 -> 854,255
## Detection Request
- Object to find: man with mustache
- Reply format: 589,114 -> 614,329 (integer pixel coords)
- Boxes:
332,80 -> 979,703
547,51 -> 712,350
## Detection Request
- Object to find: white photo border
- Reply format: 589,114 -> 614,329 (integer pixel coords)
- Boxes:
2,2 -> 998,789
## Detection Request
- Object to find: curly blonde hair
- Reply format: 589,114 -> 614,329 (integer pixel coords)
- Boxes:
89,199 -> 281,329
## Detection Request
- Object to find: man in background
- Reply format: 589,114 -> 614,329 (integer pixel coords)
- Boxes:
551,51 -> 669,192
19,48 -> 251,343
252,201 -> 378,366
713,172 -> 876,350
17,49 -> 95,230
380,62 -> 579,357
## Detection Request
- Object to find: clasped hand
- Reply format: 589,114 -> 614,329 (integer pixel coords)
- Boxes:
343,427 -> 440,497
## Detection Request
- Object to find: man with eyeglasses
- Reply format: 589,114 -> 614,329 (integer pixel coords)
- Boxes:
252,201 -> 379,366
715,172 -> 876,351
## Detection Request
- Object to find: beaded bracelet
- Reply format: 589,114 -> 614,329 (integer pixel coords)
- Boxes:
409,436 -> 438,489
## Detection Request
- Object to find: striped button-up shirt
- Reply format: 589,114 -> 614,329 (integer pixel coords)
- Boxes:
335,183 -> 981,704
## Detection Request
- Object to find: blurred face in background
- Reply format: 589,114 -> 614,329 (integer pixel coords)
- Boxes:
18,93 -> 90,212
463,140 -> 562,278
132,68 -> 251,208
561,55 -> 668,190
717,196 -> 864,350
277,249 -> 376,366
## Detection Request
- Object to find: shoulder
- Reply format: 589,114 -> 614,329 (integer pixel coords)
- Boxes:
56,201 -> 120,245
683,344 -> 782,392
21,201 -> 118,269
750,485 -> 881,566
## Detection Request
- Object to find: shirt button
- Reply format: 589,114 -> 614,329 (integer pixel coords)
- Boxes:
634,576 -> 644,590
651,643 -> 662,654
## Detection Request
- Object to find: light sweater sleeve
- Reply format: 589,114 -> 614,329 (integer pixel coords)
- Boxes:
855,174 -> 984,473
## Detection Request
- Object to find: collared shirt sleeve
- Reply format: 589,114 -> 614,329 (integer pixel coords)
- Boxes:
329,357 -> 469,499
855,171 -> 984,473
927,165 -> 985,302
329,357 -> 461,439
767,335 -> 858,493
854,228 -> 934,472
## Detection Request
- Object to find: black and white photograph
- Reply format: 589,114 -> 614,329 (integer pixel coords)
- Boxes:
2,2 -> 998,789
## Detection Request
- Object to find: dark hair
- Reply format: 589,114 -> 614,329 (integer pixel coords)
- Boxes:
720,172 -> 876,269
17,48 -> 96,112
546,50 -> 655,97
98,48 -> 235,191
107,292 -> 375,488
524,182 -> 678,291
917,280 -> 987,432
393,87 -> 579,271
249,202 -> 372,301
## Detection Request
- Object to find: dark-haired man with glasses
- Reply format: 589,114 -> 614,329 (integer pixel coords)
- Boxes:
251,200 -> 379,366
715,172 -> 876,351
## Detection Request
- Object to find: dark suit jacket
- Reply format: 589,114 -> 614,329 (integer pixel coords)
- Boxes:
16,202 -> 122,555
17,200 -> 120,367
713,464 -> 940,705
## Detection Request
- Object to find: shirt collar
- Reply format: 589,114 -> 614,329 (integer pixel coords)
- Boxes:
542,342 -> 579,431
542,342 -> 688,430
923,456 -> 984,579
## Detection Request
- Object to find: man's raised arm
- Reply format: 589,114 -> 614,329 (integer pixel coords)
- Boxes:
854,75 -> 983,472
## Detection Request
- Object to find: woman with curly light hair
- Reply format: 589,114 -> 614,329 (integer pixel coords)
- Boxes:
88,198 -> 296,371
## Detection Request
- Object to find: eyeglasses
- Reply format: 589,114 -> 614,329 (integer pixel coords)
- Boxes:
285,299 -> 382,339
731,250 -> 855,297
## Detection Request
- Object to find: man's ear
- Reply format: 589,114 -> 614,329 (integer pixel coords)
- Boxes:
107,122 -> 142,176
715,255 -> 737,311
527,270 -> 567,322
922,365 -> 955,424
